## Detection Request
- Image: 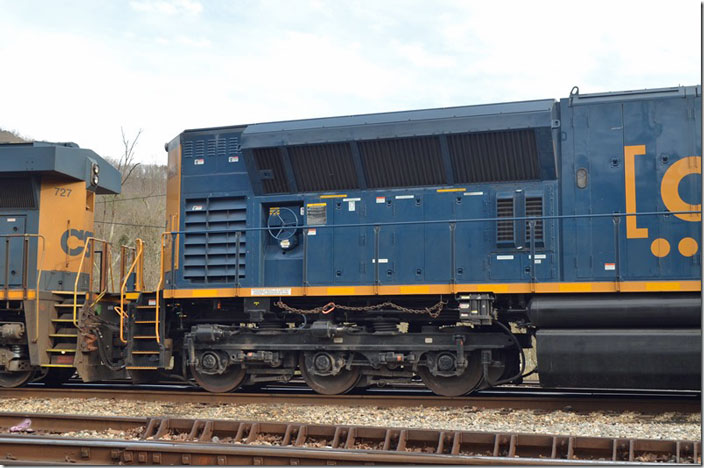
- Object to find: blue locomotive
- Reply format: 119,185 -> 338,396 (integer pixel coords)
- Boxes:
150,85 -> 700,395
0,86 -> 699,395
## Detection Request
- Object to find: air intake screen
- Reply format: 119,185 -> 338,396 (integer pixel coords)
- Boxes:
289,143 -> 359,191
448,129 -> 540,183
0,178 -> 35,208
525,196 -> 543,243
359,136 -> 445,188
183,196 -> 247,284
496,197 -> 514,243
253,148 -> 290,194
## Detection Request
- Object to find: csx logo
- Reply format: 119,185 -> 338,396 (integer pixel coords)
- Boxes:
625,145 -> 701,258
60,229 -> 93,256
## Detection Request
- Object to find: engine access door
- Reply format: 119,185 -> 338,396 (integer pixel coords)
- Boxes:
0,216 -> 27,288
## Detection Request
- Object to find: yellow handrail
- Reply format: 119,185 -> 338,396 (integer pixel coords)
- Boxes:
154,233 -> 170,344
116,238 -> 144,344
72,236 -> 110,327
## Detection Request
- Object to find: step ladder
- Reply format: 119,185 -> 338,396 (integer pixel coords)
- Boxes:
126,291 -> 167,371
42,291 -> 85,368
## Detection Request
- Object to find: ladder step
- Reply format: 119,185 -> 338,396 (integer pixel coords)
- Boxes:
136,305 -> 156,309
47,348 -> 76,353
134,336 -> 158,339
54,304 -> 84,308
52,291 -> 87,295
132,351 -> 160,355
51,319 -> 75,323
126,366 -> 158,370
49,333 -> 77,338
40,364 -> 74,368
135,320 -> 157,324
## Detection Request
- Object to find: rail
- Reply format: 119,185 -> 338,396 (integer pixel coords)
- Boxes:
0,413 -> 698,465
156,209 -> 700,296
116,239 -> 144,344
72,237 -> 113,328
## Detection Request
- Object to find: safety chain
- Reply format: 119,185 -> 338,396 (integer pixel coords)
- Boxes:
275,299 -> 447,318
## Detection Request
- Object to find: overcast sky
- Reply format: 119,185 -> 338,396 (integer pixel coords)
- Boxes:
0,0 -> 700,164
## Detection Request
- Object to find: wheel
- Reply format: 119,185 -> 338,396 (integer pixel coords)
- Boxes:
41,367 -> 75,386
0,370 -> 34,388
191,364 -> 246,393
300,353 -> 361,395
417,351 -> 483,396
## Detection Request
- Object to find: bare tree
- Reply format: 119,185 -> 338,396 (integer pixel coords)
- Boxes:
118,127 -> 142,186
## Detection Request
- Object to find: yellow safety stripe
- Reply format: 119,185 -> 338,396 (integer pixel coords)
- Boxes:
163,280 -> 701,299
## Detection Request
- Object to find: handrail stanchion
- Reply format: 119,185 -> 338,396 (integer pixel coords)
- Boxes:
449,222 -> 456,294
3,238 -> 9,300
21,237 -> 29,299
302,229 -> 308,296
116,239 -> 143,344
373,225 -> 380,295
73,236 -> 111,327
529,220 -> 536,292
154,232 -> 168,345
612,216 -> 622,292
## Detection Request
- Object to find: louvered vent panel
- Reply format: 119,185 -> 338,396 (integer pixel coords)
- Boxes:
216,138 -> 227,157
289,143 -> 358,192
194,140 -> 205,158
525,196 -> 544,242
359,136 -> 445,188
448,130 -> 540,183
206,139 -> 216,157
183,196 -> 247,284
227,137 -> 240,155
0,178 -> 35,208
253,148 -> 290,194
496,198 -> 514,243
183,140 -> 194,158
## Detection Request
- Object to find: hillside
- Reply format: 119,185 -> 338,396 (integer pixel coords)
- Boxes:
0,128 -> 28,143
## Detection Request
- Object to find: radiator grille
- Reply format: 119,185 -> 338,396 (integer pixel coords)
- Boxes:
289,143 -> 359,191
359,136 -> 445,188
0,178 -> 35,208
253,148 -> 290,194
496,198 -> 514,243
448,130 -> 540,183
525,196 -> 543,243
183,196 -> 247,284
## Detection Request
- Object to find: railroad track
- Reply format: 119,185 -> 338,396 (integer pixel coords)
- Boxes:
0,412 -> 698,465
0,384 -> 699,413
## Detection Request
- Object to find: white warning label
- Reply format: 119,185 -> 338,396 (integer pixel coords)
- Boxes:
251,288 -> 292,296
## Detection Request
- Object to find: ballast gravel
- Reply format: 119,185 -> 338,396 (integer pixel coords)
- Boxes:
0,397 -> 699,441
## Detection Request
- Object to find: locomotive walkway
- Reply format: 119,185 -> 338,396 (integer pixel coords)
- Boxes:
0,412 -> 698,465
